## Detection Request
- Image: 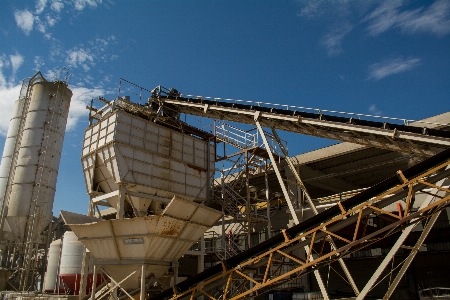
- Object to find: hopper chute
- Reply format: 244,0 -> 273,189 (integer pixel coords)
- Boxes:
60,196 -> 222,290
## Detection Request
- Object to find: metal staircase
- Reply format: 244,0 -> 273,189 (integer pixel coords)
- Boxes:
209,122 -> 285,260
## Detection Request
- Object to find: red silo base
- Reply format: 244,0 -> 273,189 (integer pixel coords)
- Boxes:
59,273 -> 103,295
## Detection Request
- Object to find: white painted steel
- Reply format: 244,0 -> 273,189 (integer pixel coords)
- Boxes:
0,97 -> 25,211
81,110 -> 215,214
5,81 -> 72,241
61,197 -> 223,290
43,239 -> 61,292
59,231 -> 83,276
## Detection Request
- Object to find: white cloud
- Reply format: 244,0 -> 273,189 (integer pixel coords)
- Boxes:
67,87 -> 106,131
364,0 -> 450,36
34,56 -> 45,70
368,104 -> 382,115
0,85 -> 22,136
35,0 -> 48,14
297,0 -> 355,19
14,10 -> 35,35
51,1 -> 64,13
73,0 -> 102,11
10,54 -> 24,80
321,22 -> 353,56
368,57 -> 421,80
46,14 -> 58,26
66,48 -> 95,69
14,0 -> 105,36
0,53 -> 25,136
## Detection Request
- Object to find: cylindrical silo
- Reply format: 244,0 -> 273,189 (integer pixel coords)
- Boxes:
0,96 -> 26,262
0,97 -> 26,211
4,81 -> 72,242
43,239 -> 61,293
59,231 -> 84,295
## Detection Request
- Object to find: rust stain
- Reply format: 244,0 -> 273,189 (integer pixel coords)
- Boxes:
158,221 -> 181,236
186,163 -> 207,174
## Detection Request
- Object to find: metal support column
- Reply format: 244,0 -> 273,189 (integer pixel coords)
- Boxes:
221,170 -> 226,260
356,176 -> 449,299
265,162 -> 271,239
117,185 -> 125,219
173,262 -> 179,285
91,265 -> 98,300
270,126 -> 360,296
255,119 -> 329,300
140,264 -> 146,300
79,249 -> 90,300
383,210 -> 442,299
245,150 -> 252,248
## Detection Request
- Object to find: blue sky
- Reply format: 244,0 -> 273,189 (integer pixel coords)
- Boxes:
0,0 -> 449,215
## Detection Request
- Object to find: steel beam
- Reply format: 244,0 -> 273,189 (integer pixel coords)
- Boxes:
256,120 -> 330,300
162,98 -> 450,156
356,176 -> 449,300
271,126 -> 360,296
383,210 -> 442,299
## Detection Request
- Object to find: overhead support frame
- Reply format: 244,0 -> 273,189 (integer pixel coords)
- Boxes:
151,147 -> 450,300
255,118 -> 359,298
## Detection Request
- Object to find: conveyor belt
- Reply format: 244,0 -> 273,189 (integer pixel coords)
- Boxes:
153,94 -> 450,156
150,147 -> 450,299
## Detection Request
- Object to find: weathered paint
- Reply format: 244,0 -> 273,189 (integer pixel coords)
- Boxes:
60,197 -> 222,290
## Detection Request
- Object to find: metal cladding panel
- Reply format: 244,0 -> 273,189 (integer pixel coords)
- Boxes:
178,223 -> 209,241
6,82 -> 72,241
61,198 -> 222,290
82,109 -> 212,201
191,207 -> 224,227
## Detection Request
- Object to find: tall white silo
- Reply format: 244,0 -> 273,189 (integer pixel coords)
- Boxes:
4,80 -> 72,242
0,97 -> 25,212
0,74 -> 44,218
0,97 -> 26,261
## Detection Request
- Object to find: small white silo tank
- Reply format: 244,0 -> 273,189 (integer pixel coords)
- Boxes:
43,239 -> 62,293
4,81 -> 72,242
59,231 -> 84,294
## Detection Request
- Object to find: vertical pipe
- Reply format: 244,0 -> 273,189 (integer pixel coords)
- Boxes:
265,162 -> 271,239
221,171 -> 226,260
245,151 -> 251,249
140,264 -> 146,300
173,264 -> 178,285
91,265 -> 98,300
117,185 -> 125,219
78,248 -> 90,299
